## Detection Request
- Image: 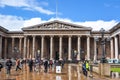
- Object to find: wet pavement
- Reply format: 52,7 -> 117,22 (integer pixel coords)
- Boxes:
0,64 -> 119,80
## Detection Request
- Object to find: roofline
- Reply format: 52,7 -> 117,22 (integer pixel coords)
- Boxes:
22,20 -> 92,30
109,22 -> 120,33
0,26 -> 9,32
7,31 -> 23,34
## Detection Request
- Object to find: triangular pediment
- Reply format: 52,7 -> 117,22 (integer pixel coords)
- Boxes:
22,20 -> 92,30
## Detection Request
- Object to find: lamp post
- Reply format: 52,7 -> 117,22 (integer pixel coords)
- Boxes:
100,28 -> 107,63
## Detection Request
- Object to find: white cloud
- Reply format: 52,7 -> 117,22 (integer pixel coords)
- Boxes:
0,14 -> 118,31
75,20 -> 118,31
0,0 -> 55,15
0,14 -> 24,31
24,18 -> 47,27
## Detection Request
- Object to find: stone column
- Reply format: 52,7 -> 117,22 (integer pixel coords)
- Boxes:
41,35 -> 44,60
23,36 -> 27,58
0,36 -> 2,59
32,36 -> 36,58
68,36 -> 72,61
77,36 -> 81,60
19,38 -> 22,58
114,36 -> 118,59
118,33 -> 120,59
4,38 -> 7,59
94,37 -> 97,61
27,38 -> 30,58
87,36 -> 90,60
12,38 -> 15,53
59,36 -> 62,60
50,36 -> 54,60
110,38 -> 114,59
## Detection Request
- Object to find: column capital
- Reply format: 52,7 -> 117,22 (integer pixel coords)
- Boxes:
19,37 -> 23,39
41,35 -> 45,37
86,35 -> 90,38
50,35 -> 54,38
77,35 -> 81,37
59,35 -> 63,37
68,35 -> 72,37
32,35 -> 36,38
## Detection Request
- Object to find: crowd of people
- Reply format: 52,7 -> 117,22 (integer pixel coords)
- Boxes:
0,58 -> 65,75
0,58 -> 92,78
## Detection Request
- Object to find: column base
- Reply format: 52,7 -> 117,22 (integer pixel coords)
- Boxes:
59,58 -> 63,60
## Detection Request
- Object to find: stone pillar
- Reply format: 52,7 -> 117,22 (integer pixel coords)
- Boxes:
19,38 -> 22,58
41,35 -> 44,60
4,38 -> 7,59
50,36 -> 54,60
32,36 -> 36,58
94,37 -> 97,61
59,36 -> 62,60
12,37 -> 15,58
68,36 -> 72,61
23,36 -> 27,58
27,38 -> 30,58
0,36 -> 2,59
110,38 -> 114,59
118,33 -> 120,59
77,36 -> 81,60
99,63 -> 111,76
87,36 -> 90,60
114,36 -> 118,59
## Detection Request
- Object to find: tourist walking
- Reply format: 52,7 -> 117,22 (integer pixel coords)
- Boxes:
15,59 -> 22,71
6,59 -> 12,75
0,62 -> 3,72
28,58 -> 33,72
85,60 -> 90,76
44,59 -> 48,73
82,61 -> 87,76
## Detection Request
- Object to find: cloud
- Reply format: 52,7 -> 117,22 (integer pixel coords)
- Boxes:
0,0 -> 55,15
75,20 -> 118,31
0,14 -> 118,31
0,14 -> 24,31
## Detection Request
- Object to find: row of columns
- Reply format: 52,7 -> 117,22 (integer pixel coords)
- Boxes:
23,35 -> 90,60
0,35 -> 91,60
1,34 -> 119,60
93,35 -> 120,61
110,35 -> 120,59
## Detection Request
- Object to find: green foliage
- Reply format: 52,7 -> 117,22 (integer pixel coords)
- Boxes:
111,68 -> 120,72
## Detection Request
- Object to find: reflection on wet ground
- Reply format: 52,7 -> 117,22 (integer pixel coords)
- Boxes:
0,64 -> 119,80
111,72 -> 120,79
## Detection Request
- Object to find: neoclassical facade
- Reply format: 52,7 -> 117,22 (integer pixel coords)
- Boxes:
0,20 -> 120,60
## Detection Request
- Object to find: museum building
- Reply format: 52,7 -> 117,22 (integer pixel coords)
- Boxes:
0,20 -> 120,61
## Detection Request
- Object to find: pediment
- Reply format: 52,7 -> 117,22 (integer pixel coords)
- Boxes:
22,20 -> 92,31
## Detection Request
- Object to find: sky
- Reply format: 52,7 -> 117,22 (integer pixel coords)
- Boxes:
0,0 -> 120,31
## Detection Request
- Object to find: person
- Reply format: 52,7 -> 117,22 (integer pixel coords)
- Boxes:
28,58 -> 33,72
82,61 -> 87,76
44,59 -> 48,73
15,59 -> 22,71
85,60 -> 90,77
49,60 -> 53,68
61,60 -> 65,68
86,60 -> 89,71
0,62 -> 3,72
6,59 -> 12,75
